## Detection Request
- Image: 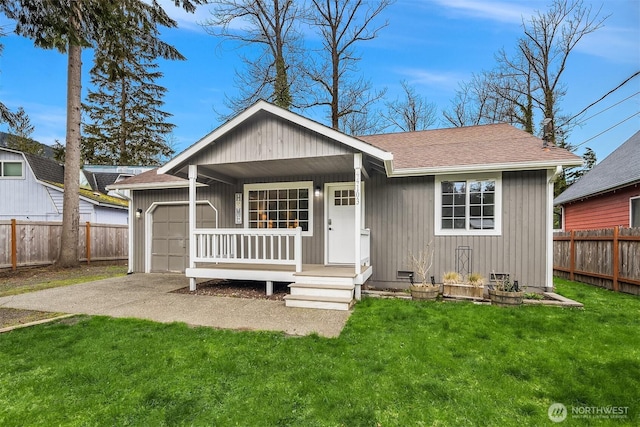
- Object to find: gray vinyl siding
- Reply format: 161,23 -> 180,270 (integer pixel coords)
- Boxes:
189,111 -> 353,166
130,173 -> 353,272
131,169 -> 548,289
365,170 -> 548,289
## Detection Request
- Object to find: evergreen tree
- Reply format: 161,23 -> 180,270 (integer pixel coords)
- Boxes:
0,0 -> 202,267
83,6 -> 181,166
6,107 -> 42,155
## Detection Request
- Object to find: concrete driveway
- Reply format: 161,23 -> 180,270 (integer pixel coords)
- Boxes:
0,274 -> 351,338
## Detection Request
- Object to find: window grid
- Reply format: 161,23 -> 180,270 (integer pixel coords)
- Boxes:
334,189 -> 355,206
248,188 -> 309,231
441,179 -> 496,231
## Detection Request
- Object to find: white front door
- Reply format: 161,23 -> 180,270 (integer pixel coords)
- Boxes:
327,183 -> 357,264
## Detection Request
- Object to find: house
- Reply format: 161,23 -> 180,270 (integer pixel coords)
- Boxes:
0,147 -> 129,224
109,100 -> 582,309
554,131 -> 640,230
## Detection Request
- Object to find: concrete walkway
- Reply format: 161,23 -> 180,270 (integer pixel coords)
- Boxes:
0,274 -> 351,337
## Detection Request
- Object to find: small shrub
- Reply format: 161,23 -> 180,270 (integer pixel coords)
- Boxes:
466,273 -> 485,287
443,271 -> 462,285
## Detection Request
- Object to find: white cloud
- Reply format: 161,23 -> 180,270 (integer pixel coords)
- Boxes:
576,25 -> 640,65
396,68 -> 468,91
428,0 -> 536,24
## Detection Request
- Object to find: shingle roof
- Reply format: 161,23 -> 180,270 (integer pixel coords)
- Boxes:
554,130 -> 640,205
359,123 -> 581,170
23,152 -> 64,184
109,168 -> 189,187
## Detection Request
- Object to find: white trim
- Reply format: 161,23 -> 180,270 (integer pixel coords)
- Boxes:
434,173 -> 502,236
144,200 -> 219,274
324,181 -> 365,265
0,160 -> 25,179
243,181 -> 314,237
388,159 -> 583,178
158,100 -> 393,175
631,195 -> 640,228
106,181 -> 205,191
546,166 -> 563,290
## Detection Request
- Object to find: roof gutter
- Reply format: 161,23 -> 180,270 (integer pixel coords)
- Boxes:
106,181 -> 206,191
386,159 -> 582,177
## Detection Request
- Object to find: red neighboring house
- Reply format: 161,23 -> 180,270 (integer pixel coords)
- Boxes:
554,130 -> 640,230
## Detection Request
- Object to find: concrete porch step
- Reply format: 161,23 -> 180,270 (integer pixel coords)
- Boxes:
284,294 -> 354,311
289,283 -> 355,299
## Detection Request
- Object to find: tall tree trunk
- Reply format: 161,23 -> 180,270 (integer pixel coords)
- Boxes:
57,4 -> 82,267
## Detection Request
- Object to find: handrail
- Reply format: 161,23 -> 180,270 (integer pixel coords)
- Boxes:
193,227 -> 303,272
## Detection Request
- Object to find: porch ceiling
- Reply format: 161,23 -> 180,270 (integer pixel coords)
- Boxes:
194,154 -> 356,183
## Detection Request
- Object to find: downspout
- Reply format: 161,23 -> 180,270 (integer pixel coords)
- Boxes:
188,165 -> 197,291
117,190 -> 135,275
546,166 -> 562,291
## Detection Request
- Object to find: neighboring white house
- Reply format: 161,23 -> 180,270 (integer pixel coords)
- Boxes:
0,147 -> 129,224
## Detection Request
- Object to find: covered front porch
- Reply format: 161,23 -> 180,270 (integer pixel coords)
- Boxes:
153,102 -> 393,309
182,156 -> 373,310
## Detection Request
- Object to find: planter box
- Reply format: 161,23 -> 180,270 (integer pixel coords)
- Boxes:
443,283 -> 484,299
410,285 -> 440,301
488,289 -> 524,307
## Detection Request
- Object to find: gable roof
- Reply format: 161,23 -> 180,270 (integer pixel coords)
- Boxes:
359,123 -> 583,175
158,100 -> 393,176
106,168 -> 198,191
158,100 -> 581,179
1,146 -> 128,209
555,130 -> 640,205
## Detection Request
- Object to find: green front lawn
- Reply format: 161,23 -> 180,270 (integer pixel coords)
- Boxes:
0,279 -> 638,426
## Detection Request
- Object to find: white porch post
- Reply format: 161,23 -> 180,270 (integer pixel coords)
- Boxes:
189,164 -> 197,291
354,153 -> 362,300
546,166 -> 562,292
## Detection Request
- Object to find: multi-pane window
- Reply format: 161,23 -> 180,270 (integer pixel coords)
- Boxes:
246,183 -> 311,233
0,161 -> 23,178
334,189 -> 355,206
436,175 -> 501,235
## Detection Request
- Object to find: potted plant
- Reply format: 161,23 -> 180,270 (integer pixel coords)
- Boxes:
465,272 -> 485,298
487,273 -> 524,307
442,272 -> 484,298
408,242 -> 439,301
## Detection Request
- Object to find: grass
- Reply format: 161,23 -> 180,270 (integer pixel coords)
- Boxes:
0,278 -> 638,426
0,264 -> 127,297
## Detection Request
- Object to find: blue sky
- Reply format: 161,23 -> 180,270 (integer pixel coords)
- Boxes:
0,0 -> 638,163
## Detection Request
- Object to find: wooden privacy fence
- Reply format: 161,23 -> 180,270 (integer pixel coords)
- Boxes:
553,227 -> 640,295
0,219 -> 128,270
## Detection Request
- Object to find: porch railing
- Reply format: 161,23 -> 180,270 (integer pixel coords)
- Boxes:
193,227 -> 303,272
360,228 -> 371,266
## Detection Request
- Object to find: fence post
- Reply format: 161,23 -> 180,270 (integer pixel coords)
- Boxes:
612,226 -> 619,292
569,230 -> 575,281
11,218 -> 17,271
86,221 -> 91,265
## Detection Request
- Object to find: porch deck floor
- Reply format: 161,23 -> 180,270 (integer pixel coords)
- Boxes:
194,263 -> 369,278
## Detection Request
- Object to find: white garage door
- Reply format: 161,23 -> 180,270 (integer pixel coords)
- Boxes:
151,204 -> 216,273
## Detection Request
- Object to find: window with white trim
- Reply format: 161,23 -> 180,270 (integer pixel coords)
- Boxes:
0,161 -> 24,179
631,196 -> 640,228
435,174 -> 502,236
244,181 -> 313,235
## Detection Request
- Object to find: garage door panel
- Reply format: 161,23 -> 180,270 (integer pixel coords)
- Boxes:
168,256 -> 185,272
151,203 -> 218,273
168,238 -> 186,253
152,239 -> 169,253
168,222 -> 186,236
